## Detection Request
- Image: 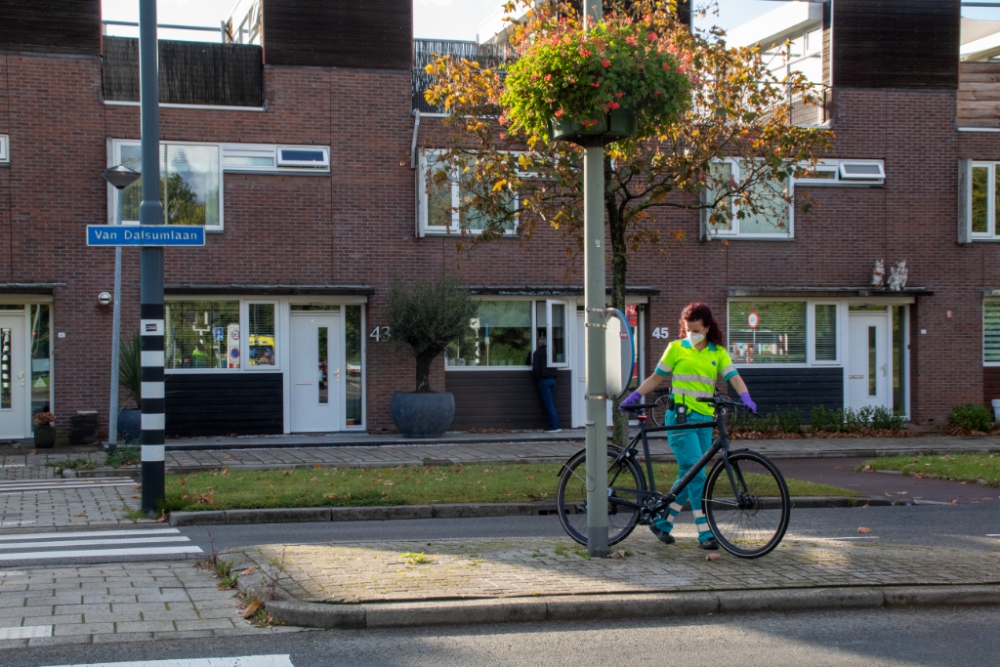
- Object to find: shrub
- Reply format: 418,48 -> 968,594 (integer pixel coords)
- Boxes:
948,403 -> 993,432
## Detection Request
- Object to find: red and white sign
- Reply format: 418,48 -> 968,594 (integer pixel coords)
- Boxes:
748,311 -> 760,329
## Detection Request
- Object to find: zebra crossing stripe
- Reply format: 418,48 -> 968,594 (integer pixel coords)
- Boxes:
38,656 -> 294,667
0,625 -> 51,640
0,528 -> 180,541
0,536 -> 191,550
0,546 -> 202,561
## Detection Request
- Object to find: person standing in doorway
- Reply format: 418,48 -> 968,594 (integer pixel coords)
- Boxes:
533,333 -> 561,433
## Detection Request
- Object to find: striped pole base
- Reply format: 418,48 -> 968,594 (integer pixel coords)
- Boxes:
140,303 -> 165,515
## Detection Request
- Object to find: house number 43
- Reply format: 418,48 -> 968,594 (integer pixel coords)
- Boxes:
370,326 -> 391,342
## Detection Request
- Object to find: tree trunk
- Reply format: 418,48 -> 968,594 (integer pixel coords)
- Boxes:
608,185 -> 630,449
415,351 -> 435,393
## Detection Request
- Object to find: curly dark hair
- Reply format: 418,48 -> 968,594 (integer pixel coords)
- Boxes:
679,302 -> 724,346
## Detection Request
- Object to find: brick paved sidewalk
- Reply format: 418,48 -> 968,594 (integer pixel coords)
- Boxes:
2,434 -> 997,480
238,530 -> 1000,607
0,560 -> 303,647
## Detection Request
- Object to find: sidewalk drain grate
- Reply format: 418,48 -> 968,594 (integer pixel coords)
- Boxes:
0,625 -> 51,640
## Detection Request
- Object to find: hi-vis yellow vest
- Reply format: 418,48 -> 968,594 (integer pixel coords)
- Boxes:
655,339 -> 739,416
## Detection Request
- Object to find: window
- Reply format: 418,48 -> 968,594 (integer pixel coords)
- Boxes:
813,304 -> 838,363
345,305 -> 363,426
793,159 -> 885,187
418,150 -> 518,237
968,162 -> 1000,239
703,160 -> 793,239
984,301 -> 1000,364
247,303 -> 276,367
536,300 -> 568,367
30,305 -> 51,418
277,146 -> 330,169
165,301 -> 241,369
728,301 -> 807,364
0,135 -> 8,164
113,140 -> 222,230
447,301 -> 532,367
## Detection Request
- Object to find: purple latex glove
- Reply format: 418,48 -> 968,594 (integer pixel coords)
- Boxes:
619,390 -> 643,413
740,392 -> 757,412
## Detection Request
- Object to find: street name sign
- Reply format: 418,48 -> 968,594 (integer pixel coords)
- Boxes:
87,225 -> 205,247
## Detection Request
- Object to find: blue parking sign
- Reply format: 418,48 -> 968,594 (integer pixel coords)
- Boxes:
214,327 -> 225,342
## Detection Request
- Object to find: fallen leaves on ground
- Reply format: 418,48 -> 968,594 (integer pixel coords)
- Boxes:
73,513 -> 86,517
949,498 -> 959,504
282,471 -> 291,477
240,566 -> 256,576
705,553 -> 721,561
242,600 -> 262,618
857,527 -> 871,534
313,464 -> 321,470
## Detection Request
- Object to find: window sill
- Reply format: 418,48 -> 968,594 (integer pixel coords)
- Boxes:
445,365 -> 532,371
969,237 -> 1000,242
420,230 -> 519,238
707,235 -> 794,242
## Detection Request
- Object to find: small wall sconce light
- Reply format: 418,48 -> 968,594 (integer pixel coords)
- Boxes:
98,292 -> 113,306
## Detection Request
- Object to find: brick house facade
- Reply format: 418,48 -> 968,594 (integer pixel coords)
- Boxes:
0,0 -> 996,440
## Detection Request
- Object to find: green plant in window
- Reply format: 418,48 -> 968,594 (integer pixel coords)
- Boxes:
387,276 -> 479,393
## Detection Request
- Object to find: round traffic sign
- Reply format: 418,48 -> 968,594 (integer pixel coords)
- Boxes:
748,311 -> 759,329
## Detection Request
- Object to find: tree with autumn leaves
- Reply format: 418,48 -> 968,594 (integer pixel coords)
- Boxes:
424,0 -> 832,445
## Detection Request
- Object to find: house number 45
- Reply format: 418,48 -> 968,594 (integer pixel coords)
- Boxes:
370,326 -> 391,342
650,327 -> 670,339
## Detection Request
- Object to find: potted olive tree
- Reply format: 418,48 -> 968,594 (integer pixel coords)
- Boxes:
387,276 -> 479,438
117,331 -> 142,444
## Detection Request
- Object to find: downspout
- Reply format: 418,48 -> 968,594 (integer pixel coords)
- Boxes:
410,109 -> 421,169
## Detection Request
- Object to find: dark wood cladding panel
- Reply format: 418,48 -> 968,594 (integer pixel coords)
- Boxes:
983,367 -> 1000,405
727,367 -> 843,416
165,373 -> 283,437
832,0 -> 959,90
262,0 -> 411,70
0,0 -> 101,56
446,370 -> 572,431
103,37 -> 263,107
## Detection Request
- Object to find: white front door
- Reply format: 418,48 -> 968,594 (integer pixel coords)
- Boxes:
0,315 -> 26,439
847,313 -> 890,412
290,313 -> 342,432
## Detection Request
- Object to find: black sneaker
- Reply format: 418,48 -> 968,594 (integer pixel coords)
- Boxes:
650,524 -> 675,544
699,538 -> 720,550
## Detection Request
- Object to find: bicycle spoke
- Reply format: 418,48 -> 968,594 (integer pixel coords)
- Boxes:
704,452 -> 789,558
557,450 -> 644,547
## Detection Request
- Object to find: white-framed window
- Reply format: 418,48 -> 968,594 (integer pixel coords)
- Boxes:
703,159 -> 794,240
277,146 -> 329,169
793,159 -> 885,187
111,140 -> 223,230
728,300 -> 842,367
417,149 -> 519,237
165,299 -> 280,372
446,298 -> 570,369
967,161 -> 1000,241
0,135 -> 8,164
984,300 -> 1000,365
221,144 -> 330,173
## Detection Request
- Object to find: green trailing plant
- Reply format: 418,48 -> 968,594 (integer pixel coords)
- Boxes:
500,6 -> 692,139
106,444 -> 140,469
120,331 -> 142,410
948,403 -> 993,432
386,276 -> 479,393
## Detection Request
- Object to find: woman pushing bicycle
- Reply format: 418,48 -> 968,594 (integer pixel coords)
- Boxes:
620,303 -> 756,550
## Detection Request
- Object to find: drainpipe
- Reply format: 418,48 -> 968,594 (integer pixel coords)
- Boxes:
410,109 -> 421,169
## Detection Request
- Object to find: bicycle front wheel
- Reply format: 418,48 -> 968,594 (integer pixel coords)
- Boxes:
556,447 -> 646,547
704,450 -> 790,558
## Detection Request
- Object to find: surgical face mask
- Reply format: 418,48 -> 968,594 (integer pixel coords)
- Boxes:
686,331 -> 705,346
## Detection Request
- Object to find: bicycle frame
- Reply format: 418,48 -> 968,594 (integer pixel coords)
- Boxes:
609,405 -> 752,516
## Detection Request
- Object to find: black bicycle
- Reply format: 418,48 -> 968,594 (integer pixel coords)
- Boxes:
555,393 -> 791,558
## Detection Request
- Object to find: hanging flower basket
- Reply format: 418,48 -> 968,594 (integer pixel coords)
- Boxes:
501,16 -> 692,146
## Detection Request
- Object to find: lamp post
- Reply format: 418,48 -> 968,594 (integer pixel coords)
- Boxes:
100,165 -> 141,447
582,0 -> 609,558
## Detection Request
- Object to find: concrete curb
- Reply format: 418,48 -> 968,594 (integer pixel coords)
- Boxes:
170,495 -> 902,527
259,585 -> 1000,630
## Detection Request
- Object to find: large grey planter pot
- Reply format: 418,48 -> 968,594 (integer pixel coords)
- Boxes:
391,392 -> 455,439
117,408 -> 142,444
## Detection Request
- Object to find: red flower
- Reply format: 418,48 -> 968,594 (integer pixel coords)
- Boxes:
579,49 -> 591,57
601,59 -> 612,68
648,32 -> 658,41
591,82 -> 601,88
616,92 -> 625,98
662,63 -> 672,71
625,36 -> 638,46
544,74 -> 552,82
608,102 -> 620,110
554,109 -> 565,118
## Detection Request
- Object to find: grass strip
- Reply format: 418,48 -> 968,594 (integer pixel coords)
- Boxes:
862,453 -> 1000,487
162,462 -> 865,512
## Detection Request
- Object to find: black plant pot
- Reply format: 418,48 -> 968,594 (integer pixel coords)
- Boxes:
33,427 -> 55,449
117,408 -> 142,444
549,108 -> 637,146
391,392 -> 455,438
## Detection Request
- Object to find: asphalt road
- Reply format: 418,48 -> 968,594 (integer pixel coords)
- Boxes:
182,502 -> 1000,555
9,607 -> 1000,667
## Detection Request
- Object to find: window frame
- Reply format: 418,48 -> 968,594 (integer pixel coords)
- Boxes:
110,139 -> 225,231
165,298 -> 283,374
417,149 -> 520,238
704,159 -> 795,241
969,161 -> 1000,240
0,135 -> 8,164
545,300 -> 570,368
277,146 -> 330,169
728,299 -> 845,369
984,299 -> 1000,366
793,159 -> 885,187
243,301 -> 280,372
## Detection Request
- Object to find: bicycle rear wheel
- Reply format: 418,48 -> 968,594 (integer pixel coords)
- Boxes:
649,394 -> 673,427
703,450 -> 790,558
556,447 -> 646,547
